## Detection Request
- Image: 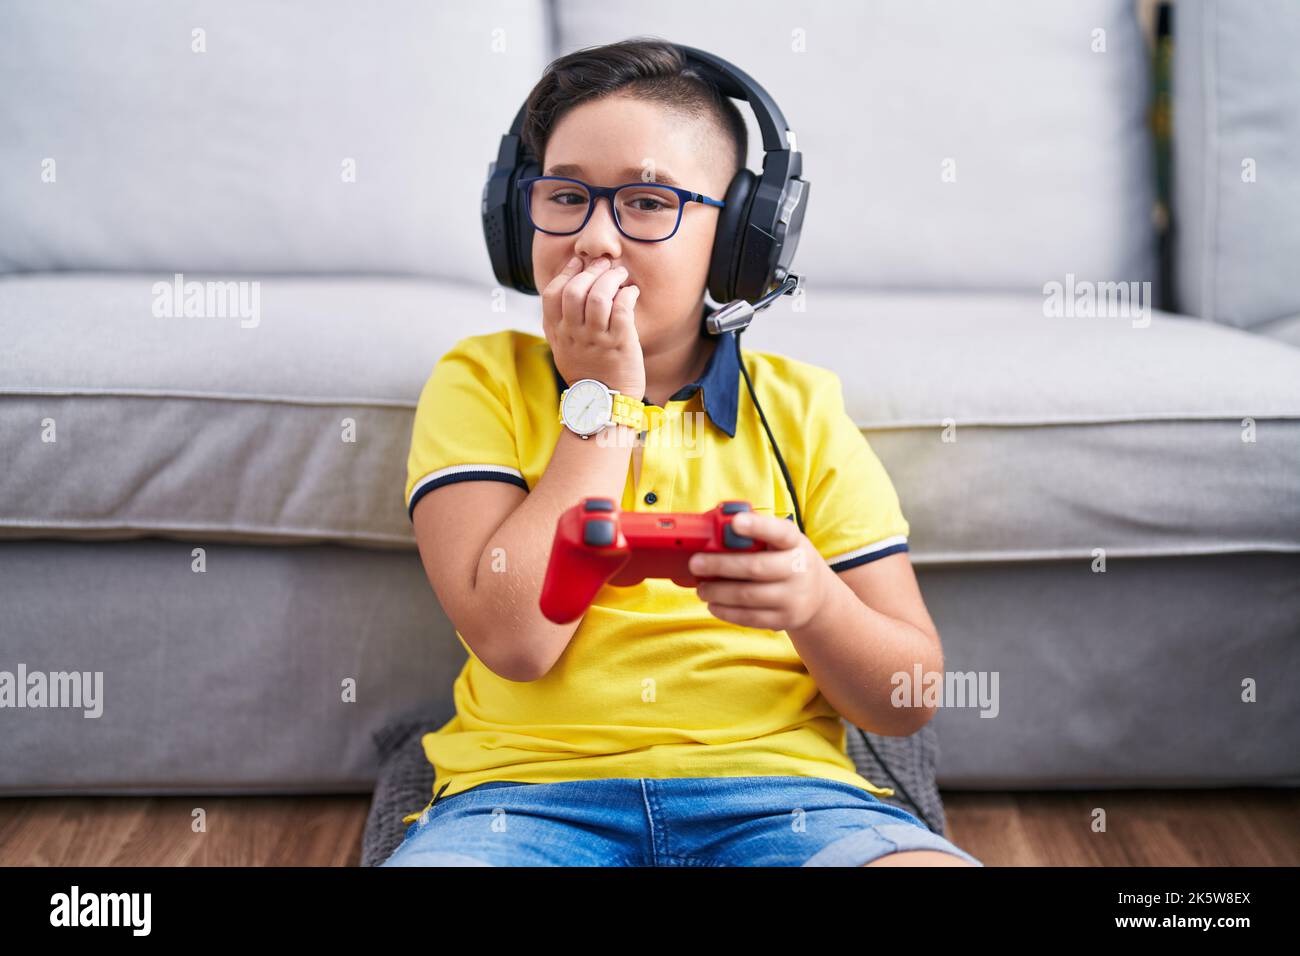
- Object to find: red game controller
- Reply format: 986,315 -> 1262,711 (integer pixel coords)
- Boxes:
539,497 -> 769,624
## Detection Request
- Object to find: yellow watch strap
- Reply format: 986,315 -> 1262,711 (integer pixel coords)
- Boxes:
609,392 -> 647,429
556,385 -> 653,431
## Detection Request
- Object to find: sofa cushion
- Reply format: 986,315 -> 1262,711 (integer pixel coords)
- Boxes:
1255,313 -> 1300,350
0,0 -> 549,278
743,290 -> 1300,562
555,0 -> 1157,294
1173,0 -> 1300,330
3,275 -> 1297,562
1,272 -> 454,547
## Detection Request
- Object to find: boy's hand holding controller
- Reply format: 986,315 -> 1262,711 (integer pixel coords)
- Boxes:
540,498 -> 832,635
542,255 -> 645,400
689,510 -> 832,633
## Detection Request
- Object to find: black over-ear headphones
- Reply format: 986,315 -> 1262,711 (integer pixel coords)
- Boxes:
478,44 -> 937,835
481,43 -> 807,313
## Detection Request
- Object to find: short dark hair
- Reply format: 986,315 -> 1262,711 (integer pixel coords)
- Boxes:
521,37 -> 747,189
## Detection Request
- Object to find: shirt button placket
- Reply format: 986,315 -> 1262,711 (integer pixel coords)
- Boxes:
640,406 -> 679,511
641,423 -> 659,508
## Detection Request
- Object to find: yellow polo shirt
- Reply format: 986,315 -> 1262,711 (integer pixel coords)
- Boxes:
401,321 -> 911,823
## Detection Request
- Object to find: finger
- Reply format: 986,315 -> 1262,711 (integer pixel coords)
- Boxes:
542,256 -> 585,339
585,265 -> 627,333
610,283 -> 640,339
696,579 -> 789,609
543,255 -> 585,296
704,602 -> 783,632
728,511 -> 803,548
708,539 -> 809,579
562,257 -> 612,329
690,547 -> 802,582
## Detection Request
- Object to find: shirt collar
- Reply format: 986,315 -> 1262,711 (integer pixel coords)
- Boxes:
548,306 -> 740,438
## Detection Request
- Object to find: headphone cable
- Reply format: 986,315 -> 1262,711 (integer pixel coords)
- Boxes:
732,327 -> 943,837
734,327 -> 803,534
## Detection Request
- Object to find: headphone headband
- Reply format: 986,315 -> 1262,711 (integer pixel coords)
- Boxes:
482,43 -> 809,307
502,44 -> 795,153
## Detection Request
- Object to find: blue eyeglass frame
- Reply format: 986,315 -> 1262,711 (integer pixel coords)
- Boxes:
516,175 -> 726,243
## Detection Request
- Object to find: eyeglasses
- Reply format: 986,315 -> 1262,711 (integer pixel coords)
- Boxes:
516,176 -> 725,243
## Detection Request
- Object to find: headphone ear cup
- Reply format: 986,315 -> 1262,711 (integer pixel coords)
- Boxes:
511,159 -> 540,293
707,168 -> 756,305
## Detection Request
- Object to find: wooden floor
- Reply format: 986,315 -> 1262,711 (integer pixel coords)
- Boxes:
1,788 -> 1295,866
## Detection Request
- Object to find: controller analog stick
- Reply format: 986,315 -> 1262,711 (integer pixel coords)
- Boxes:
583,519 -> 616,547
723,524 -> 752,549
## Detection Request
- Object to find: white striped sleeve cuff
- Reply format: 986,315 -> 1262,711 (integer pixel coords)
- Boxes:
825,535 -> 909,572
407,464 -> 528,520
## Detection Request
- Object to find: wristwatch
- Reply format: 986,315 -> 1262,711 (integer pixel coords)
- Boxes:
558,378 -> 647,439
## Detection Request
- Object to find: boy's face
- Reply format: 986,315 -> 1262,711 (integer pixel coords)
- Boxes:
534,94 -> 730,348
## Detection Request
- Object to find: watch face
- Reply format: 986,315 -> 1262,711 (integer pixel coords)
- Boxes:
562,379 -> 612,436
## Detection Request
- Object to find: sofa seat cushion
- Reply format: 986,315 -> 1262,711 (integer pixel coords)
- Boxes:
744,290 -> 1300,563
3,276 -> 1298,563
1,272 -> 470,547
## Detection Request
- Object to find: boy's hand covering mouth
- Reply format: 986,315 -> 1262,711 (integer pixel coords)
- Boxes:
543,255 -> 646,398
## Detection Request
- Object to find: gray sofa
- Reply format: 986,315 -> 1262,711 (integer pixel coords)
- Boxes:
2,0 -> 1297,797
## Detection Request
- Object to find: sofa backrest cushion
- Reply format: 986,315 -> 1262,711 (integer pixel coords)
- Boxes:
555,0 -> 1158,295
1173,0 -> 1300,334
0,0 -> 550,279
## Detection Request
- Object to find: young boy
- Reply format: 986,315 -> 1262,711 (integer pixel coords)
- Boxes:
383,39 -> 981,867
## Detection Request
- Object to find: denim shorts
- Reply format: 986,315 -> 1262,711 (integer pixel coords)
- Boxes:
379,775 -> 983,867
